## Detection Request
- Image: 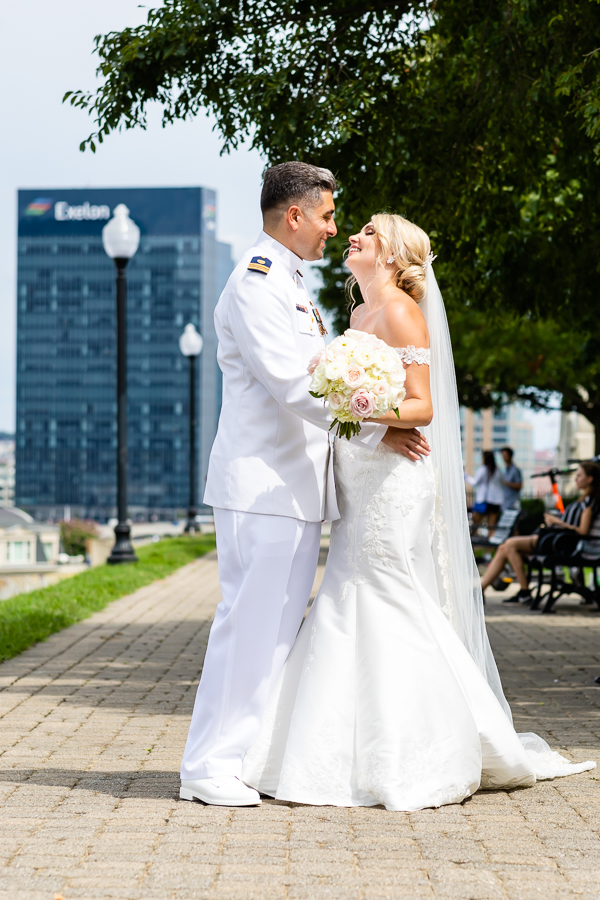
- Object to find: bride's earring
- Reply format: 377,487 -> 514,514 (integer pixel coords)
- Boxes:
387,257 -> 394,265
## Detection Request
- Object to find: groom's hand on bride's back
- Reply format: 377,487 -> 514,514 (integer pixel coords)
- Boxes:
381,427 -> 431,461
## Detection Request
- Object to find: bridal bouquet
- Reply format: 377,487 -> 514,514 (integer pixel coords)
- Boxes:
307,329 -> 406,439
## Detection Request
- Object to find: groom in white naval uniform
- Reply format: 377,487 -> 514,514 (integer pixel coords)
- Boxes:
180,162 -> 430,806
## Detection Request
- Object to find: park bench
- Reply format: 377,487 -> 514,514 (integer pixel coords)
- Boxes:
472,508 -> 522,593
471,508 -> 521,549
528,537 -> 600,614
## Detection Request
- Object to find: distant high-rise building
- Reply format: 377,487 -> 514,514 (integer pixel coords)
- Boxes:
556,411 -> 596,499
557,411 -> 595,469
460,406 -> 535,497
0,433 -> 15,507
15,188 -> 233,520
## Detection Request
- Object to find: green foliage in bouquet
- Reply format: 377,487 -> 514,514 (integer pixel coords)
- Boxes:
330,420 -> 363,440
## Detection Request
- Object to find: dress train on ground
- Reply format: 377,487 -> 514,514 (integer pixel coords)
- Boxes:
243,440 -> 595,811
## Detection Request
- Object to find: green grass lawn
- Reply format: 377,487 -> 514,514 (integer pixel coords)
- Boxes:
0,534 -> 216,664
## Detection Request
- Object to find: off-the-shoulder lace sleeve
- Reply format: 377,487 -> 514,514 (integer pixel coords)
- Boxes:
395,345 -> 430,365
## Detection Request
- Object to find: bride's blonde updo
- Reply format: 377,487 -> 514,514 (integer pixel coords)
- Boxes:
371,213 -> 431,304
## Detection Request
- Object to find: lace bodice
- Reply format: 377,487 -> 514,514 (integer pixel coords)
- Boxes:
395,345 -> 430,365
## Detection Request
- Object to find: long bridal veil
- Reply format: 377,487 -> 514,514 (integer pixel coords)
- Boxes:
420,267 -> 513,719
419,267 -> 596,777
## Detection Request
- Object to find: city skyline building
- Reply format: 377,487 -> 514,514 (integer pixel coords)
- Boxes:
460,405 -> 535,499
15,187 -> 233,520
0,434 -> 15,507
555,410 -> 596,499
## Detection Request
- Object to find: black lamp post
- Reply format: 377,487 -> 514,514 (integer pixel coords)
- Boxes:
179,323 -> 204,533
102,204 -> 140,564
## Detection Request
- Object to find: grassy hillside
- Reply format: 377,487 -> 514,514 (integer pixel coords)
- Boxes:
0,534 -> 215,663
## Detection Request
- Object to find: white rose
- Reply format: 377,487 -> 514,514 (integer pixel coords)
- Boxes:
309,363 -> 329,394
362,372 -> 377,389
351,344 -> 374,367
329,333 -> 358,354
344,328 -> 367,342
376,351 -> 396,373
368,351 -> 384,368
363,334 -> 387,350
390,366 -> 406,386
390,386 -> 406,407
325,359 -> 346,380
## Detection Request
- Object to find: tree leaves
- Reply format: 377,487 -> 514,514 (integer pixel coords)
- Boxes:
65,0 -> 600,446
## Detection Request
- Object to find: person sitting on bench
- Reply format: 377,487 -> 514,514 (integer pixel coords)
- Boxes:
481,462 -> 600,604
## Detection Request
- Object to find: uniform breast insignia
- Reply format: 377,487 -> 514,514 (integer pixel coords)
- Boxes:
248,256 -> 272,274
311,303 -> 328,336
296,304 -> 309,313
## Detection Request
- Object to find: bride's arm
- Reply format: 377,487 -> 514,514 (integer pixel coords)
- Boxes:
368,302 -> 433,429
374,365 -> 432,428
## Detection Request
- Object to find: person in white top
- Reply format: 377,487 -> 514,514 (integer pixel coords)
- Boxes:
465,450 -> 505,534
180,163 -> 431,807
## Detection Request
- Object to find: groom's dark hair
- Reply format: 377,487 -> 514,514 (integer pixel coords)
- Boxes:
261,162 -> 337,215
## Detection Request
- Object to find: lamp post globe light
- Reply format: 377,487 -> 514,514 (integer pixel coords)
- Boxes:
179,323 -> 204,534
102,205 -> 140,564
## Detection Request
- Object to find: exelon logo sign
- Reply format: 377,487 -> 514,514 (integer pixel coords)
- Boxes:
24,198 -> 111,221
54,201 -> 110,221
24,198 -> 53,216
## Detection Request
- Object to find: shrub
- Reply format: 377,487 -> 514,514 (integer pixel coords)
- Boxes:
60,518 -> 99,556
517,499 -> 545,535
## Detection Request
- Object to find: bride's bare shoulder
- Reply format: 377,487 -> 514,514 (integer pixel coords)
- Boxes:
381,295 -> 429,348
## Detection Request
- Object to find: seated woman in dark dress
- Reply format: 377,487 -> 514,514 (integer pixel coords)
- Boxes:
481,462 -> 600,603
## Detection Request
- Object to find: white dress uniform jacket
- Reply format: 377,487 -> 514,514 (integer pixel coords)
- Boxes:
204,232 -> 384,522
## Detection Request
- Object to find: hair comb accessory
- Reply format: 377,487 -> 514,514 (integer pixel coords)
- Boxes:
422,252 -> 437,270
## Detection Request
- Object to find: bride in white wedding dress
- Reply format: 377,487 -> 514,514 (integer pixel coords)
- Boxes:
242,214 -> 595,811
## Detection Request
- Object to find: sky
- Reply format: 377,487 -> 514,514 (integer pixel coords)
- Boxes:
522,406 -> 561,452
0,0 -> 560,450
0,0 -> 266,434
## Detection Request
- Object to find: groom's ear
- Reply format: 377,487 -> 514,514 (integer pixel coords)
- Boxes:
286,205 -> 303,231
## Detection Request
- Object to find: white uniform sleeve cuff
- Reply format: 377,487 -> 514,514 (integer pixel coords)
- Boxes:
349,422 -> 386,450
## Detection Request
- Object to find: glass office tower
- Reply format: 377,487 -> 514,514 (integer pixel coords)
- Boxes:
16,188 -> 233,520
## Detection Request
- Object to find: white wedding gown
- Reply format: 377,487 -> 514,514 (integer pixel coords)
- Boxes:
243,410 -> 595,810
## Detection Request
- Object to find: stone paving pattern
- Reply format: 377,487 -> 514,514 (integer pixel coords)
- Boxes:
0,551 -> 599,900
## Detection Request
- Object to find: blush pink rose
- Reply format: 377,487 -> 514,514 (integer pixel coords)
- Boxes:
349,389 -> 377,419
307,350 -> 326,374
371,380 -> 390,397
328,392 -> 345,413
325,346 -> 347,362
342,364 -> 366,388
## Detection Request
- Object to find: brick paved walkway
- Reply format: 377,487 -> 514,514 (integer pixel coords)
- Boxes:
0,553 -> 598,900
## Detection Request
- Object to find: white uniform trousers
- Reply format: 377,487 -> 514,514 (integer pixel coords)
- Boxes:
180,507 -> 321,780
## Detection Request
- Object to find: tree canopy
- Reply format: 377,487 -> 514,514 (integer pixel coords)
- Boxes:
66,0 -> 600,444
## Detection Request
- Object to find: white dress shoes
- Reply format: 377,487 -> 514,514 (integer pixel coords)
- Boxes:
180,776 -> 261,807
